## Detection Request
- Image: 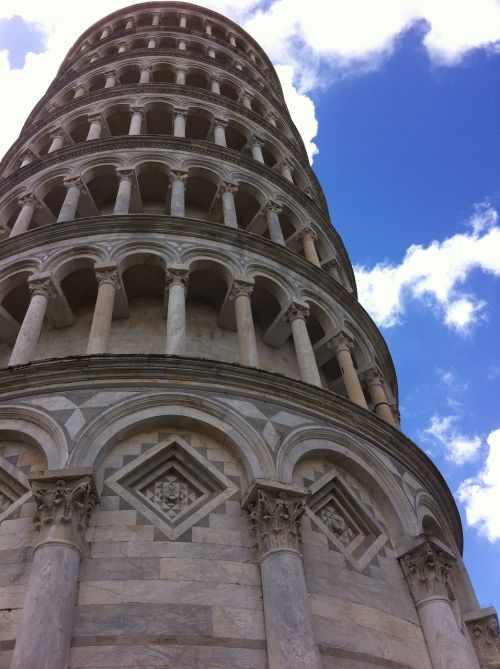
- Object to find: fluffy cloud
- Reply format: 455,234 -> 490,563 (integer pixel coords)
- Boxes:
421,414 -> 482,465
458,428 -> 500,542
355,203 -> 500,332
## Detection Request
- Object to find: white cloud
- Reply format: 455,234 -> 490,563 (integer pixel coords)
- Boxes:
458,427 -> 500,542
355,202 -> 500,332
421,414 -> 482,465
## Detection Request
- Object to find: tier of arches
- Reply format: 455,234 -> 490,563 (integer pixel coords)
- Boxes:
0,247 -> 395,420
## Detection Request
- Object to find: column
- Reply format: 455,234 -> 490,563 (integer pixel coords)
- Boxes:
10,471 -> 98,669
170,171 -> 188,217
328,332 -> 367,408
250,137 -> 264,162
125,17 -> 135,30
278,159 -> 293,181
210,77 -> 221,94
117,43 -> 127,54
264,201 -> 285,245
219,182 -> 238,228
128,106 -> 143,135
104,70 -> 116,88
243,483 -> 322,669
152,11 -> 161,26
323,258 -> 341,282
213,118 -> 227,147
299,227 -> 321,267
205,23 -> 212,35
228,33 -> 237,47
87,265 -> 120,354
57,177 -> 83,222
176,67 -> 186,85
179,13 -> 187,28
20,151 -> 35,167
399,540 -> 481,669
248,50 -> 257,63
9,275 -> 56,366
266,112 -> 278,128
148,38 -> 156,49
165,268 -> 189,355
48,132 -> 64,153
235,62 -> 243,71
173,109 -> 187,137
207,47 -> 216,59
241,91 -> 253,110
464,608 -> 500,669
285,303 -> 321,386
90,54 -> 98,63
86,113 -> 103,141
178,39 -> 187,51
100,26 -> 110,39
10,194 -> 40,238
230,281 -> 258,366
139,65 -> 151,84
363,367 -> 396,426
113,169 -> 134,214
73,83 -> 86,99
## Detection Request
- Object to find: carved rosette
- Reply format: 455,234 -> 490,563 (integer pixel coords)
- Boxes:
399,541 -> 456,604
465,610 -> 500,668
247,489 -> 306,559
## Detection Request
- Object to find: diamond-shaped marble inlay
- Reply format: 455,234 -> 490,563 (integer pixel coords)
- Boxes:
0,458 -> 31,522
0,491 -> 11,514
106,436 -> 238,540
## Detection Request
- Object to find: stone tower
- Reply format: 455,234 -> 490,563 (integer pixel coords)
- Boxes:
0,2 -> 498,668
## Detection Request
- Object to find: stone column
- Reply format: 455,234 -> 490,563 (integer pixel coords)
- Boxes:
179,13 -> 187,28
128,106 -> 143,135
20,151 -> 36,167
235,62 -> 243,71
285,303 -> 321,386
48,132 -> 64,153
87,265 -> 120,354
152,11 -> 161,26
230,280 -> 258,366
139,65 -> 151,84
104,70 -> 116,88
207,47 -> 216,59
9,275 -> 56,366
241,91 -> 253,111
210,77 -> 221,94
117,43 -> 127,54
113,169 -> 134,215
148,38 -> 156,49
299,227 -> 321,267
250,137 -> 265,163
264,202 -> 285,245
125,17 -> 135,30
178,39 -> 187,51
464,607 -> 500,669
100,27 -> 110,39
266,112 -> 278,128
219,182 -> 239,228
205,22 -> 212,35
10,194 -> 40,237
73,83 -> 86,99
228,33 -> 237,47
243,482 -> 322,669
10,470 -> 98,669
90,54 -> 98,63
57,177 -> 84,223
176,67 -> 186,85
248,50 -> 257,63
165,268 -> 189,355
170,171 -> 188,217
328,332 -> 367,408
323,258 -> 341,282
278,159 -> 293,182
399,540 -> 481,669
213,119 -> 227,147
86,113 -> 103,141
363,367 -> 396,426
173,109 -> 187,138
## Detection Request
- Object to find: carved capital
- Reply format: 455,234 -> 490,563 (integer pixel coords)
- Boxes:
165,268 -> 189,290
50,129 -> 64,141
130,105 -> 144,115
264,200 -> 282,216
18,193 -> 41,209
214,117 -> 228,129
173,107 -> 187,119
104,69 -> 116,78
284,302 -> 309,323
219,181 -> 238,195
140,64 -> 152,73
95,267 -> 121,289
250,135 -> 264,148
363,367 -> 385,387
464,609 -> 500,667
63,176 -> 84,192
399,540 -> 456,604
298,226 -> 318,242
246,488 -> 306,559
328,331 -> 354,355
28,275 -> 57,300
169,170 -> 188,184
229,280 -> 253,300
116,168 -> 135,183
30,471 -> 98,551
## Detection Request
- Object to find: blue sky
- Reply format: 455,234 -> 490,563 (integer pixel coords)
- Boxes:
0,0 -> 499,616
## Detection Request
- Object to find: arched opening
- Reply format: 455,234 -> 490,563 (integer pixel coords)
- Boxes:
118,65 -> 140,85
220,80 -> 239,101
136,162 -> 169,213
233,182 -> 263,231
85,166 -> 119,215
104,104 -> 131,136
144,102 -> 173,135
225,121 -> 249,152
186,108 -> 211,141
184,168 -> 219,221
87,73 -> 106,92
68,116 -> 90,144
185,68 -> 209,89
153,63 -> 175,83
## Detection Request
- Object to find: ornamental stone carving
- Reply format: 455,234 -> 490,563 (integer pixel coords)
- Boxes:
399,539 -> 456,604
464,608 -> 500,668
328,330 -> 355,355
284,301 -> 309,323
165,267 -> 189,290
229,279 -> 253,300
28,275 -> 57,300
95,267 -> 121,289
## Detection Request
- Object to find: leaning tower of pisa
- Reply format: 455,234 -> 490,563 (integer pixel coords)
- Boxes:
0,2 -> 498,669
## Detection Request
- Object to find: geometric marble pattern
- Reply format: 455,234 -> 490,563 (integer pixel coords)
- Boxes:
0,456 -> 31,523
106,435 -> 238,540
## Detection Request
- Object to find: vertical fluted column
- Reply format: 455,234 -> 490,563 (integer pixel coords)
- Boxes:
165,268 -> 189,355
169,171 -> 188,217
264,201 -> 285,245
9,275 -> 56,366
285,303 -> 321,386
10,471 -> 98,669
328,332 -> 367,407
48,132 -> 64,153
87,265 -> 121,354
213,119 -> 227,146
243,483 -> 322,669
399,540 -> 480,669
230,280 -> 258,366
250,137 -> 264,162
57,176 -> 83,222
113,169 -> 134,214
10,194 -> 40,237
299,227 -> 321,266
117,43 -> 127,54
363,368 -> 396,426
128,106 -> 143,135
139,65 -> 151,84
100,26 -> 110,39
173,109 -> 187,137
228,32 -> 237,47
86,113 -> 103,141
219,182 -> 238,228
205,22 -> 212,35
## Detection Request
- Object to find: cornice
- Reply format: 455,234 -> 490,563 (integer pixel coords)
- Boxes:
0,353 -> 463,551
0,215 -> 399,393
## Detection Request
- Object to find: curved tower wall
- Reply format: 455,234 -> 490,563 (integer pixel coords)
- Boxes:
0,3 -> 496,669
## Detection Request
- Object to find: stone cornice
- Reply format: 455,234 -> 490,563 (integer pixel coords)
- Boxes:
0,354 -> 462,550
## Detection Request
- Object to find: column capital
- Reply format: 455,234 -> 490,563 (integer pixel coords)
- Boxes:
95,264 -> 121,289
130,105 -> 144,115
169,170 -> 188,184
399,539 -> 456,604
464,608 -> 500,666
63,175 -> 84,191
229,279 -> 254,300
173,107 -> 187,119
18,192 -> 41,209
50,129 -> 65,141
298,226 -> 318,242
264,200 -> 282,215
250,135 -> 264,148
214,117 -> 228,129
140,64 -> 152,73
165,267 -> 189,290
29,469 -> 98,553
210,75 -> 221,85
28,274 -> 57,300
328,330 -> 354,355
87,111 -> 103,124
176,65 -> 187,74
75,80 -> 87,92
266,111 -> 278,123
284,301 -> 310,323
243,481 -> 308,560
363,366 -> 385,387
116,168 -> 135,183
104,69 -> 116,77
218,180 -> 238,195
